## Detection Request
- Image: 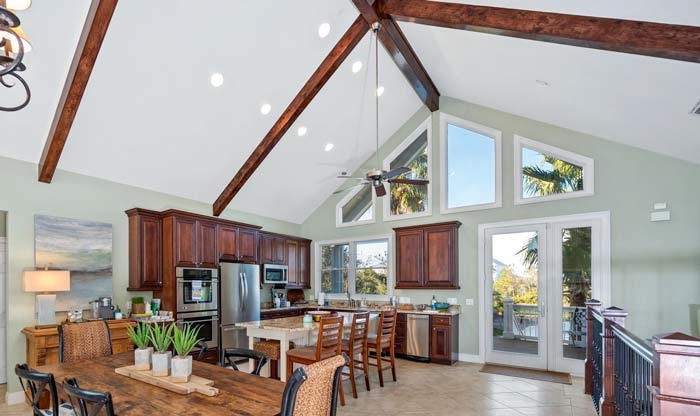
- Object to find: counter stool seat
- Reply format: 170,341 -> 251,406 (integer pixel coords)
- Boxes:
254,339 -> 295,379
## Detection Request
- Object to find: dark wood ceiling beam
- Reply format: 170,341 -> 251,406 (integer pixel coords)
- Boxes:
38,0 -> 118,183
212,16 -> 369,217
352,0 -> 440,111
380,0 -> 700,63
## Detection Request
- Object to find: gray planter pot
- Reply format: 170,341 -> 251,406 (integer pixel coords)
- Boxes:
170,355 -> 193,383
151,351 -> 172,377
134,347 -> 153,370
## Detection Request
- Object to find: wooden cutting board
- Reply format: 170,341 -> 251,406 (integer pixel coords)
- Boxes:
115,365 -> 219,396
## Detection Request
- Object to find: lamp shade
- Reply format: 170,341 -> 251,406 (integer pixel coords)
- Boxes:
22,270 -> 70,292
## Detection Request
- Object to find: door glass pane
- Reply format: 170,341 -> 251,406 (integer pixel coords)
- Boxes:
492,232 -> 539,355
561,227 -> 592,360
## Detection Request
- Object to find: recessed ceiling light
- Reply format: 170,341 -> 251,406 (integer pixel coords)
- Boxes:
260,103 -> 272,115
210,73 -> 224,87
376,86 -> 385,97
297,126 -> 308,137
324,143 -> 334,152
318,23 -> 331,38
535,79 -> 549,87
351,61 -> 363,74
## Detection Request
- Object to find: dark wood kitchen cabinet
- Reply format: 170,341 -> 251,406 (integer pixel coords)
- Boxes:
238,228 -> 259,263
219,225 -> 258,264
260,233 -> 286,265
126,209 -> 163,290
429,315 -> 459,365
298,241 -> 310,289
394,313 -> 407,356
218,225 -> 239,262
286,239 -> 299,286
259,232 -> 311,289
394,221 -> 461,289
170,215 -> 218,268
196,221 -> 218,268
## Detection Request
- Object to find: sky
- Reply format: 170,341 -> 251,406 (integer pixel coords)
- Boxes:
446,123 -> 496,208
492,231 -> 538,277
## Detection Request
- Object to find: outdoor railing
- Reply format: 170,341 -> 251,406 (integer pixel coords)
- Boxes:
503,300 -> 586,345
585,300 -> 700,416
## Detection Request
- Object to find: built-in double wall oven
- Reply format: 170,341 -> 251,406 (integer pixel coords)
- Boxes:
176,267 -> 219,349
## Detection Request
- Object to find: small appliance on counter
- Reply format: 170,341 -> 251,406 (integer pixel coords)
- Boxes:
97,297 -> 115,319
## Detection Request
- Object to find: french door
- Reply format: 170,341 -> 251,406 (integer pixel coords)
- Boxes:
482,213 -> 609,375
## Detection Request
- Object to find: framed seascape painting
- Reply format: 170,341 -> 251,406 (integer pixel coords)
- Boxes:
34,215 -> 113,311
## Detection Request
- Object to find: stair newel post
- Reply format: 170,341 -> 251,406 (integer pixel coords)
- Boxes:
584,299 -> 602,395
650,332 -> 700,415
600,307 -> 627,416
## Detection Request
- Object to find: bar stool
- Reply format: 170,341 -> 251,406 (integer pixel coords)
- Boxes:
341,311 -> 371,398
254,339 -> 295,379
367,309 -> 398,387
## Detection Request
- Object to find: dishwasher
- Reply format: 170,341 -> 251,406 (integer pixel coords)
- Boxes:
406,314 -> 430,361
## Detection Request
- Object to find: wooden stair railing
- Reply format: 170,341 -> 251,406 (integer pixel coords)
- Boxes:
585,300 -> 700,416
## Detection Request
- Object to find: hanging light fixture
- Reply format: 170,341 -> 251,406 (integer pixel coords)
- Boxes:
0,0 -> 31,111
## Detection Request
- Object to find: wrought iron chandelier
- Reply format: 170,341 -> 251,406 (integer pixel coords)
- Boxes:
0,0 -> 31,111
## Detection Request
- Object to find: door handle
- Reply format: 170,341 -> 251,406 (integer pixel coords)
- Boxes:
539,303 -> 546,318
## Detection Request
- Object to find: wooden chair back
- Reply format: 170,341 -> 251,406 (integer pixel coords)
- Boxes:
63,377 -> 116,416
316,315 -> 344,361
377,310 -> 398,343
58,321 -> 113,363
348,312 -> 370,354
291,354 -> 348,416
15,363 -> 60,415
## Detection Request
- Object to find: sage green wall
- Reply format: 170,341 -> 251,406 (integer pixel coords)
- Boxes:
301,96 -> 700,358
0,155 -> 301,393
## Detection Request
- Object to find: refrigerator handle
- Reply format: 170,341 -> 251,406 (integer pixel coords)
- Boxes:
242,273 -> 248,311
239,273 -> 245,311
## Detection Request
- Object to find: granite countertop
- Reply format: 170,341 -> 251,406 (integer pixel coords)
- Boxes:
236,316 -> 318,332
260,305 -> 460,316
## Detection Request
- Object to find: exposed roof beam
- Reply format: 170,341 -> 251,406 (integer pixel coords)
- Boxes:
380,0 -> 700,63
352,0 -> 440,111
38,0 -> 118,183
213,16 -> 369,217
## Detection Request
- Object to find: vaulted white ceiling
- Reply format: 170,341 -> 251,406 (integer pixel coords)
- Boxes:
1,1 -> 699,224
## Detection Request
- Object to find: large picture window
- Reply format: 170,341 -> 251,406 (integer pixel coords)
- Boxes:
317,236 -> 391,298
383,118 -> 432,221
515,136 -> 594,205
440,114 -> 502,213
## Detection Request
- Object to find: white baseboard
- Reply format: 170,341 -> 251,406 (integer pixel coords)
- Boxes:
458,353 -> 484,364
6,390 -> 25,405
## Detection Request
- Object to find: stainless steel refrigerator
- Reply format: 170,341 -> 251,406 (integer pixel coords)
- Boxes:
219,262 -> 260,364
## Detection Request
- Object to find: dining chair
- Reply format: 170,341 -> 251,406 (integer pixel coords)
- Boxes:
340,311 -> 370,398
15,364 -> 75,416
286,315 -> 345,405
58,321 -> 112,363
223,348 -> 268,375
280,354 -> 347,416
253,339 -> 295,380
195,340 -> 208,361
62,378 -> 115,416
367,309 -> 398,387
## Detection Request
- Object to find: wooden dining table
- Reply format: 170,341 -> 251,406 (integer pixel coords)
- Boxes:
34,352 -> 285,416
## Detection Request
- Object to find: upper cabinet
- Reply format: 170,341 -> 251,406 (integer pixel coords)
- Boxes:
259,232 -> 311,289
170,215 -> 218,268
394,221 -> 461,289
127,209 -> 163,290
219,225 -> 259,264
260,233 -> 287,265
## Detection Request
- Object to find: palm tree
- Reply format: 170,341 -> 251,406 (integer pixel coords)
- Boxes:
522,156 -> 583,197
390,151 -> 428,215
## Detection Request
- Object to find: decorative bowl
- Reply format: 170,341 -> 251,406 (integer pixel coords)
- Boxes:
434,302 -> 450,310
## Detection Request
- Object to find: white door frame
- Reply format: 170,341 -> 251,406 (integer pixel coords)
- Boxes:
478,211 -> 611,375
484,223 -> 548,370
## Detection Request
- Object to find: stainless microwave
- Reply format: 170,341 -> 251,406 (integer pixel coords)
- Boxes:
263,264 -> 288,284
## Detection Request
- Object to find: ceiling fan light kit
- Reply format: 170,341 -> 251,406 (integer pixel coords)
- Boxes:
0,1 -> 31,111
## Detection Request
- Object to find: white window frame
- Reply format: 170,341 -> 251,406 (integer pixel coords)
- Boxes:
335,184 -> 376,228
514,136 -> 595,205
314,234 -> 393,301
440,113 -> 502,214
382,117 -> 432,222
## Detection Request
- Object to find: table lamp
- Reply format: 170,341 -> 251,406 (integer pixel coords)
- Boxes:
22,267 -> 71,327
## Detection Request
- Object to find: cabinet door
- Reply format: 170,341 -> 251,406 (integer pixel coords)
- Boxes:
139,216 -> 162,288
218,225 -> 239,262
395,314 -> 407,355
174,217 -> 197,267
298,241 -> 311,289
395,230 -> 424,288
196,221 -> 218,268
260,234 -> 274,264
430,323 -> 451,363
238,228 -> 258,264
286,239 -> 299,286
424,226 -> 457,288
273,237 -> 287,265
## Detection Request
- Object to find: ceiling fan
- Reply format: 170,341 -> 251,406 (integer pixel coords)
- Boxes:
334,23 -> 429,198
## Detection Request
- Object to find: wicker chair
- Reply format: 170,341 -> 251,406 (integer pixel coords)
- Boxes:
63,378 -> 115,416
340,311 -> 370,398
15,364 -> 74,416
286,315 -> 345,406
281,354 -> 348,416
58,321 -> 112,364
366,309 -> 397,387
253,339 -> 295,379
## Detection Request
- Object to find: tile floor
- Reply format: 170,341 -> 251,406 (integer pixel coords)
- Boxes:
0,359 -> 598,416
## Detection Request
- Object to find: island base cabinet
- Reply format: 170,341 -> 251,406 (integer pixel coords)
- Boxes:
429,315 -> 459,365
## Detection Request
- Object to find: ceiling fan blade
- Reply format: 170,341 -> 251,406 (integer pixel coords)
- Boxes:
384,166 -> 411,179
333,182 -> 369,195
374,183 -> 387,197
337,175 -> 367,180
388,178 -> 430,185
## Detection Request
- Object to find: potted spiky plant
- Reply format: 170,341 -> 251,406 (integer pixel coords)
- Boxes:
148,322 -> 174,377
127,321 -> 153,370
171,324 -> 202,382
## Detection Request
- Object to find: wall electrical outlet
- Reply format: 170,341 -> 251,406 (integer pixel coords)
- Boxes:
465,298 -> 474,306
